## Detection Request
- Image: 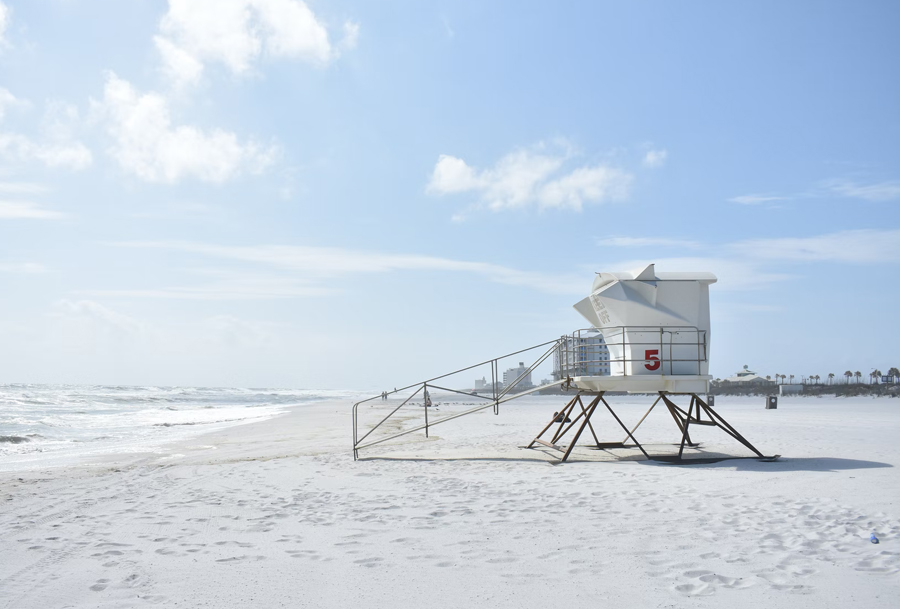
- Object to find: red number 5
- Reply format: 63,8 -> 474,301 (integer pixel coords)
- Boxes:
644,349 -> 660,371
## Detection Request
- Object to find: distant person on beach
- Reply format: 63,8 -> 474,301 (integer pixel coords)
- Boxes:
553,411 -> 571,423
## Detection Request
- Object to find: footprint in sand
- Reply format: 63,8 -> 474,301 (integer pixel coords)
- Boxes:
214,541 -> 254,548
286,549 -> 322,560
91,550 -> 124,557
756,571 -> 812,593
89,579 -> 110,592
775,557 -> 817,578
698,573 -> 752,589
674,582 -> 713,596
854,552 -> 900,574
674,569 -> 754,595
215,555 -> 266,563
354,557 -> 383,567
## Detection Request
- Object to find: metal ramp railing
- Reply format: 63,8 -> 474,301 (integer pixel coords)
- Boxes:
352,338 -> 563,460
351,326 -> 711,460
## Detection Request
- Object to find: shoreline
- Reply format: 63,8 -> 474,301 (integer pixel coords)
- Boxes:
0,395 -> 349,475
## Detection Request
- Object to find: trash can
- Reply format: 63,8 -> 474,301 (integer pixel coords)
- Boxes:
707,395 -> 715,407
766,396 -> 777,409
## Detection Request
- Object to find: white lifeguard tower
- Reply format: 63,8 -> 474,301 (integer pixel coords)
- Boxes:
352,264 -> 771,463
526,264 -> 768,462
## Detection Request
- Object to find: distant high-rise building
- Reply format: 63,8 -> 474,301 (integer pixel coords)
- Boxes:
553,331 -> 610,379
502,362 -> 533,389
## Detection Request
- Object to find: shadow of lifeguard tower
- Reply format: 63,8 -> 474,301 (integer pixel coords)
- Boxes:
352,264 -> 773,463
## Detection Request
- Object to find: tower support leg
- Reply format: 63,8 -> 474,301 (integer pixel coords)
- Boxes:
694,394 -> 765,458
527,392 -> 768,463
660,393 -> 765,461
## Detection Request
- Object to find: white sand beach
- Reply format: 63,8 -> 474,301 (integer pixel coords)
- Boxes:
2,394 -> 899,608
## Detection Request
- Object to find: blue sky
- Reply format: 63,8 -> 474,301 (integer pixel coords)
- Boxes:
0,0 -> 897,389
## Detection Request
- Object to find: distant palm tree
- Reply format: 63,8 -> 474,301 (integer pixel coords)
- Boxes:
872,370 -> 882,384
889,367 -> 900,383
855,371 -> 862,384
828,373 -> 834,385
789,374 -> 794,384
766,375 -> 771,383
844,370 -> 853,384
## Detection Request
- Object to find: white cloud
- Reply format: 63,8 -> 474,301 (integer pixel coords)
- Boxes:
0,89 -> 93,171
0,181 -> 48,194
603,256 -> 793,291
52,300 -> 145,339
598,236 -> 702,249
0,261 -> 47,273
0,87 -> 24,119
428,154 -> 484,194
40,100 -> 84,140
427,145 -> 632,212
0,133 -> 93,170
728,194 -> 789,205
596,228 -> 900,291
340,21 -> 360,51
101,227 -> 900,302
538,165 -> 631,210
642,148 -> 667,168
85,271 -> 332,300
826,180 -> 900,202
440,15 -> 455,39
156,0 -> 349,85
0,200 -> 65,219
102,241 -> 586,298
0,2 -> 10,48
731,228 -> 900,263
30,140 -> 91,169
98,72 -> 277,183
731,178 -> 900,206
203,314 -> 272,347
154,35 -> 205,88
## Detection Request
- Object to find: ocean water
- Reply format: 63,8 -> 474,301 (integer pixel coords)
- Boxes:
0,385 -> 352,470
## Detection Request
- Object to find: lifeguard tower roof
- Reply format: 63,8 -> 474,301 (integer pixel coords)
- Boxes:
570,264 -> 717,394
594,266 -> 717,285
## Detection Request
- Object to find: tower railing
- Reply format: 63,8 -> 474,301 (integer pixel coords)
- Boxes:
556,326 -> 708,379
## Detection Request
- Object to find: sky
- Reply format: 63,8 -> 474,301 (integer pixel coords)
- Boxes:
0,0 -> 897,390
